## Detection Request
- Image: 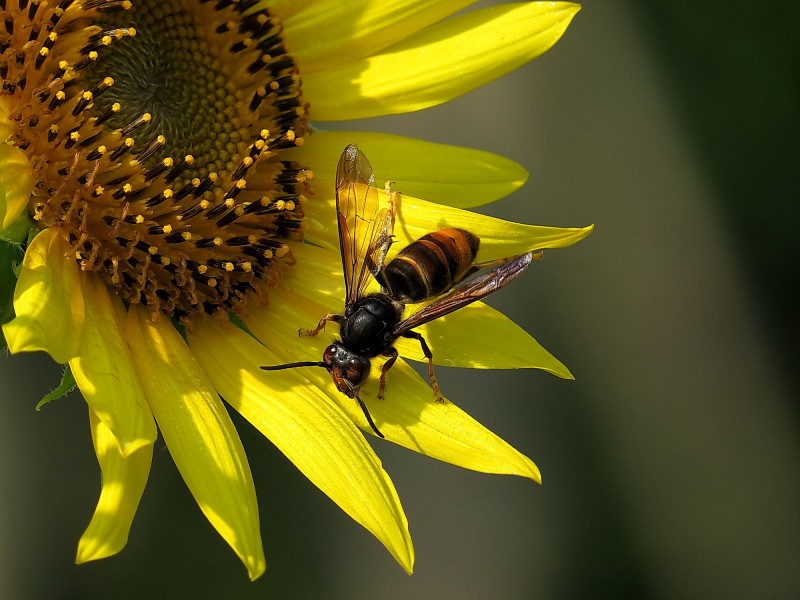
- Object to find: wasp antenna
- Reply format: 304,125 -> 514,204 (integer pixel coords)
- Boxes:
261,361 -> 328,371
348,383 -> 385,438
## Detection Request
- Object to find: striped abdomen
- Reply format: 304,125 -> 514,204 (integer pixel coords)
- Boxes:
384,228 -> 480,303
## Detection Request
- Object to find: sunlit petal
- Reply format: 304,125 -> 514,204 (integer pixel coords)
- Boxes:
2,228 -> 84,362
391,194 -> 594,262
394,301 -> 573,376
361,358 -> 541,481
305,2 -> 580,120
286,0 -> 477,73
125,306 -> 266,580
0,144 -> 33,230
286,130 -> 528,209
69,272 -> 156,456
76,410 -> 153,563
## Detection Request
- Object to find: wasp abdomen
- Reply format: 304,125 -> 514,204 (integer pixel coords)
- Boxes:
385,228 -> 479,303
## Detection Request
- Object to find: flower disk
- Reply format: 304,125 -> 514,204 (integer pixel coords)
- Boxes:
1,0 -> 309,319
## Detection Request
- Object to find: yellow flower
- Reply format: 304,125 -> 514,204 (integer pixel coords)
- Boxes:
0,0 -> 588,580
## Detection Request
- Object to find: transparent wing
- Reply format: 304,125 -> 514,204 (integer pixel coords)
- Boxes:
393,252 -> 534,335
335,144 -> 393,305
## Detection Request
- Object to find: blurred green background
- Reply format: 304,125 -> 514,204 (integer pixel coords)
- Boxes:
2,1 -> 799,598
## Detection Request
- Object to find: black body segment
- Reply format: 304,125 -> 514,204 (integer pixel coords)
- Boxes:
340,295 -> 402,356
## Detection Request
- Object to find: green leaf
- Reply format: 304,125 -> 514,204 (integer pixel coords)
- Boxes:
0,237 -> 23,328
36,365 -> 77,411
0,213 -> 36,337
0,210 -> 33,244
228,312 -> 259,341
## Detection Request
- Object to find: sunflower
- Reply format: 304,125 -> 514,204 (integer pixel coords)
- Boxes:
0,0 -> 588,580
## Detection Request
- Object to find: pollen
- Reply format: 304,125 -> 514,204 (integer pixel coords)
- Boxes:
2,0 -> 309,320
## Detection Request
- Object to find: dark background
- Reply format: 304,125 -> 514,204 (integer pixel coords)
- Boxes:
2,2 -> 798,598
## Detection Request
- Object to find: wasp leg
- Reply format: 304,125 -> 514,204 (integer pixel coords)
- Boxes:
299,313 -> 344,337
384,181 -> 398,240
378,347 -> 400,400
402,331 -> 444,403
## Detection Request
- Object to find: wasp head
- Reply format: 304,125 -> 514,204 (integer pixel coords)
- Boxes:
323,342 -> 371,394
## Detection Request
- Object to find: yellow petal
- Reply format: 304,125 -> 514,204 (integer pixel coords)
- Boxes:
0,144 -> 34,231
305,2 -> 581,120
2,228 -> 85,362
76,410 -> 153,564
364,358 -> 541,481
394,301 -> 573,377
249,289 -> 539,481
188,318 -> 415,574
0,98 -> 14,140
69,273 -> 156,456
265,0 -> 322,21
392,194 -> 594,262
303,187 -> 593,263
125,306 -> 265,580
283,242 -> 345,302
288,130 -> 527,208
286,0 -> 477,73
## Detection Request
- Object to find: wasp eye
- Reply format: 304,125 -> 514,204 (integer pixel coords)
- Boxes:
322,344 -> 338,363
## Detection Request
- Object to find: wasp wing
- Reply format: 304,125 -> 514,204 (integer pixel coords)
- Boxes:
392,252 -> 534,336
336,144 -> 393,305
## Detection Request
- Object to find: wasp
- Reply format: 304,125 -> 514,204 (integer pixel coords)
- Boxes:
262,144 -> 534,438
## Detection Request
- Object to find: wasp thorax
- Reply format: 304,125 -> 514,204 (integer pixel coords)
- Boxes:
1,0 -> 310,320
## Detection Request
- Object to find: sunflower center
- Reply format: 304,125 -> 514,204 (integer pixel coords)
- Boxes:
1,0 -> 310,319
85,0 -> 259,179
